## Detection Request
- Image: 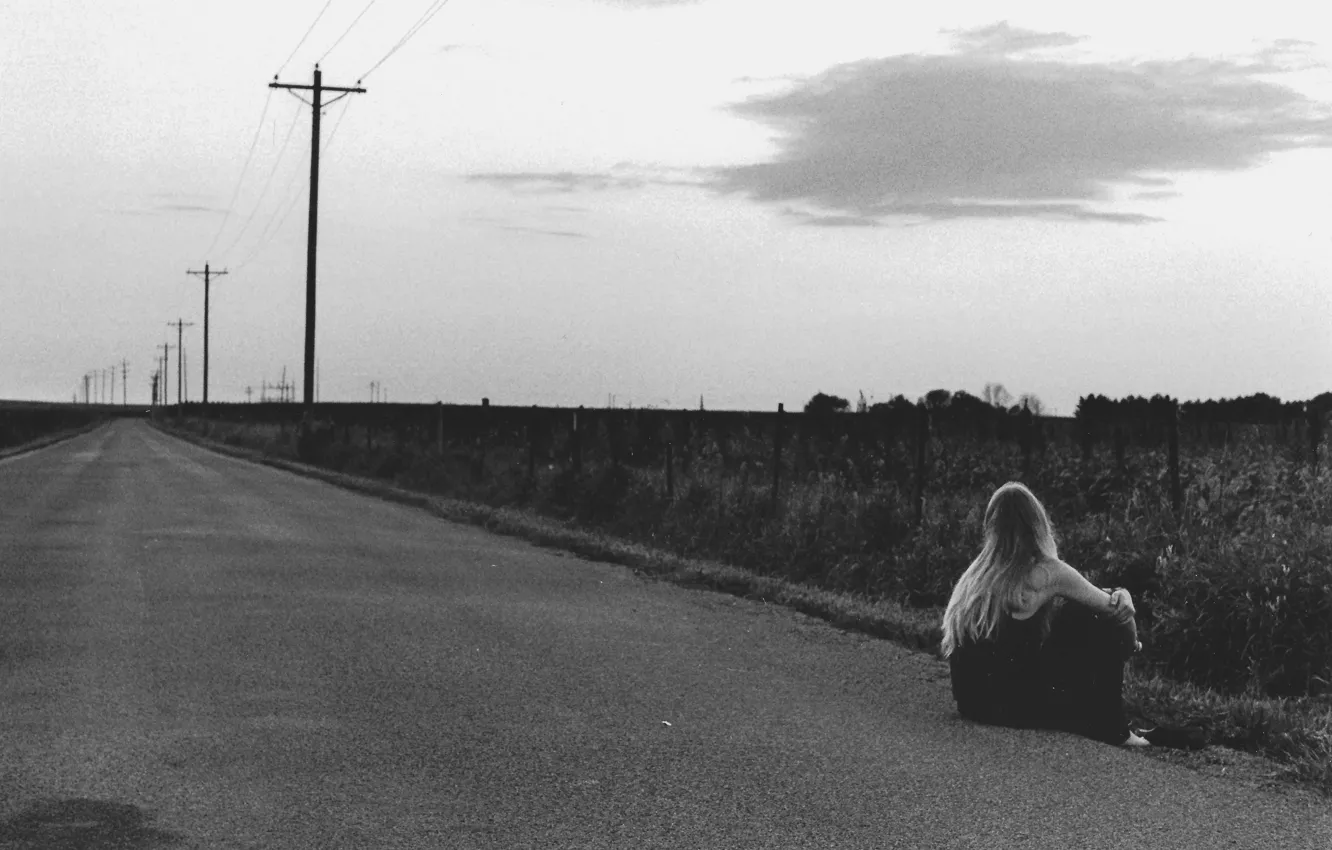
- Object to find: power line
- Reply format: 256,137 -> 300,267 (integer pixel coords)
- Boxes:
319,0 -> 379,64
216,104 -> 305,263
278,0 -> 337,76
203,88 -> 274,259
359,0 -> 454,83
233,97 -> 353,272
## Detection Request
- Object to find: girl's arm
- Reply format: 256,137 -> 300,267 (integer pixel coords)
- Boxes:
1043,558 -> 1131,618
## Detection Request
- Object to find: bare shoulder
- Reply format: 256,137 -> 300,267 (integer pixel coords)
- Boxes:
1010,560 -> 1057,620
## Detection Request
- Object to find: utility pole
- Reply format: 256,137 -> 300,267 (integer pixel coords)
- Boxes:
83,373 -> 90,404
167,320 -> 194,407
159,343 -> 173,407
268,66 -> 366,408
246,386 -> 253,403
121,359 -> 129,406
186,264 -> 227,413
151,372 -> 159,407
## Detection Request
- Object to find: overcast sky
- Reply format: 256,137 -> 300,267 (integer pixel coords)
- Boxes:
3,0 -> 1330,414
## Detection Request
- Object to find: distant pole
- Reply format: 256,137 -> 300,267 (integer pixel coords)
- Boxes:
159,342 -> 173,407
268,66 -> 366,409
121,359 -> 129,406
167,319 -> 195,407
187,264 -> 227,414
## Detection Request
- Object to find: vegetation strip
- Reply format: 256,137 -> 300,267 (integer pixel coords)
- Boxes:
153,419 -> 1331,798
0,421 -> 108,462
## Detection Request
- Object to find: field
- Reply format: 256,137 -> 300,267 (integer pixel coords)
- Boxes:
161,399 -> 1332,789
0,401 -> 120,453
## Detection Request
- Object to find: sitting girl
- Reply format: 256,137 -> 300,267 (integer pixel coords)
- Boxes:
941,481 -> 1148,747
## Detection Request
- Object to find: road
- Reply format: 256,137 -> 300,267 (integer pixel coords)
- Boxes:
1,419 -> 1328,849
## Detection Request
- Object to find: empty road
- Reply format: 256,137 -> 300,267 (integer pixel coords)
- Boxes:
1,420 -> 1328,848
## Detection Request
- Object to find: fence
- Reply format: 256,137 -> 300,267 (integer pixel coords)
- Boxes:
185,399 -> 1327,523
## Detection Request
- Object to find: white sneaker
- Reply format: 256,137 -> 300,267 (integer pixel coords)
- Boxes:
1122,731 -> 1151,747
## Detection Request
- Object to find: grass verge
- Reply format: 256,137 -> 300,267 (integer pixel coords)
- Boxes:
154,419 -> 1332,798
0,421 -> 107,462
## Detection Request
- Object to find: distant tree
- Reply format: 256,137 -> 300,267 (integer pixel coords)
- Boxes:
856,390 -> 869,414
983,383 -> 1012,409
869,394 -> 915,415
805,392 -> 850,415
923,389 -> 953,410
1018,393 -> 1045,416
950,390 -> 988,417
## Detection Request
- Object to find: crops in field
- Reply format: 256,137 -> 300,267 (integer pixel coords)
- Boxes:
182,400 -> 1331,703
0,402 -> 107,451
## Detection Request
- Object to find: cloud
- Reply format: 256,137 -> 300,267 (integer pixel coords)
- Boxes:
708,25 -> 1332,224
466,165 -> 700,194
793,211 -> 882,228
460,213 -> 590,239
496,224 -> 589,238
944,21 -> 1085,56
467,171 -> 647,193
1132,190 -> 1180,201
594,0 -> 700,7
107,201 -> 226,217
157,203 -> 226,214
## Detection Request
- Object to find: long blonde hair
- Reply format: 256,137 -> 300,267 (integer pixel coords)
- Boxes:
940,482 -> 1060,657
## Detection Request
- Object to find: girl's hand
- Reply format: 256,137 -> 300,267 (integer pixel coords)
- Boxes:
1109,588 -> 1136,617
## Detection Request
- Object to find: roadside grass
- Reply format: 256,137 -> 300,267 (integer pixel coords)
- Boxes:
156,416 -> 1332,797
0,420 -> 108,462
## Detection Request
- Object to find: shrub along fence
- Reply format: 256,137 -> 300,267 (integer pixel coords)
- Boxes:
185,398 -> 1327,525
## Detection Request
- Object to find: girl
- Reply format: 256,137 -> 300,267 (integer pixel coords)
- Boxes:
941,481 -> 1148,746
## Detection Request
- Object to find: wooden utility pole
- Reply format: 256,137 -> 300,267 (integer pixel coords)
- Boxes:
268,66 -> 366,408
187,264 -> 227,413
121,359 -> 129,406
159,342 -> 174,407
167,320 -> 195,407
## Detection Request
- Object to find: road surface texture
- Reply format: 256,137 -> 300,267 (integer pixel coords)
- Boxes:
2,420 -> 1328,849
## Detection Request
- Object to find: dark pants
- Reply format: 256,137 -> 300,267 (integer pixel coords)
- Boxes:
951,603 -> 1137,745
1033,604 -> 1136,744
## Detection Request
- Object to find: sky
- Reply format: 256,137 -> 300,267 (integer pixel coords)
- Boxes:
2,0 -> 1330,415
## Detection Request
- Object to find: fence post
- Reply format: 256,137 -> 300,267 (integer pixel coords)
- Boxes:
772,403 -> 784,511
609,412 -> 621,468
665,441 -> 674,499
1309,405 -> 1323,472
436,401 -> 444,454
1019,406 -> 1033,478
528,405 -> 538,481
1168,402 -> 1181,515
475,398 -> 489,482
572,406 -> 583,474
914,402 -> 929,527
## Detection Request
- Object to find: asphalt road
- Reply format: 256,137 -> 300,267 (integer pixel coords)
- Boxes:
1,419 -> 1328,849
